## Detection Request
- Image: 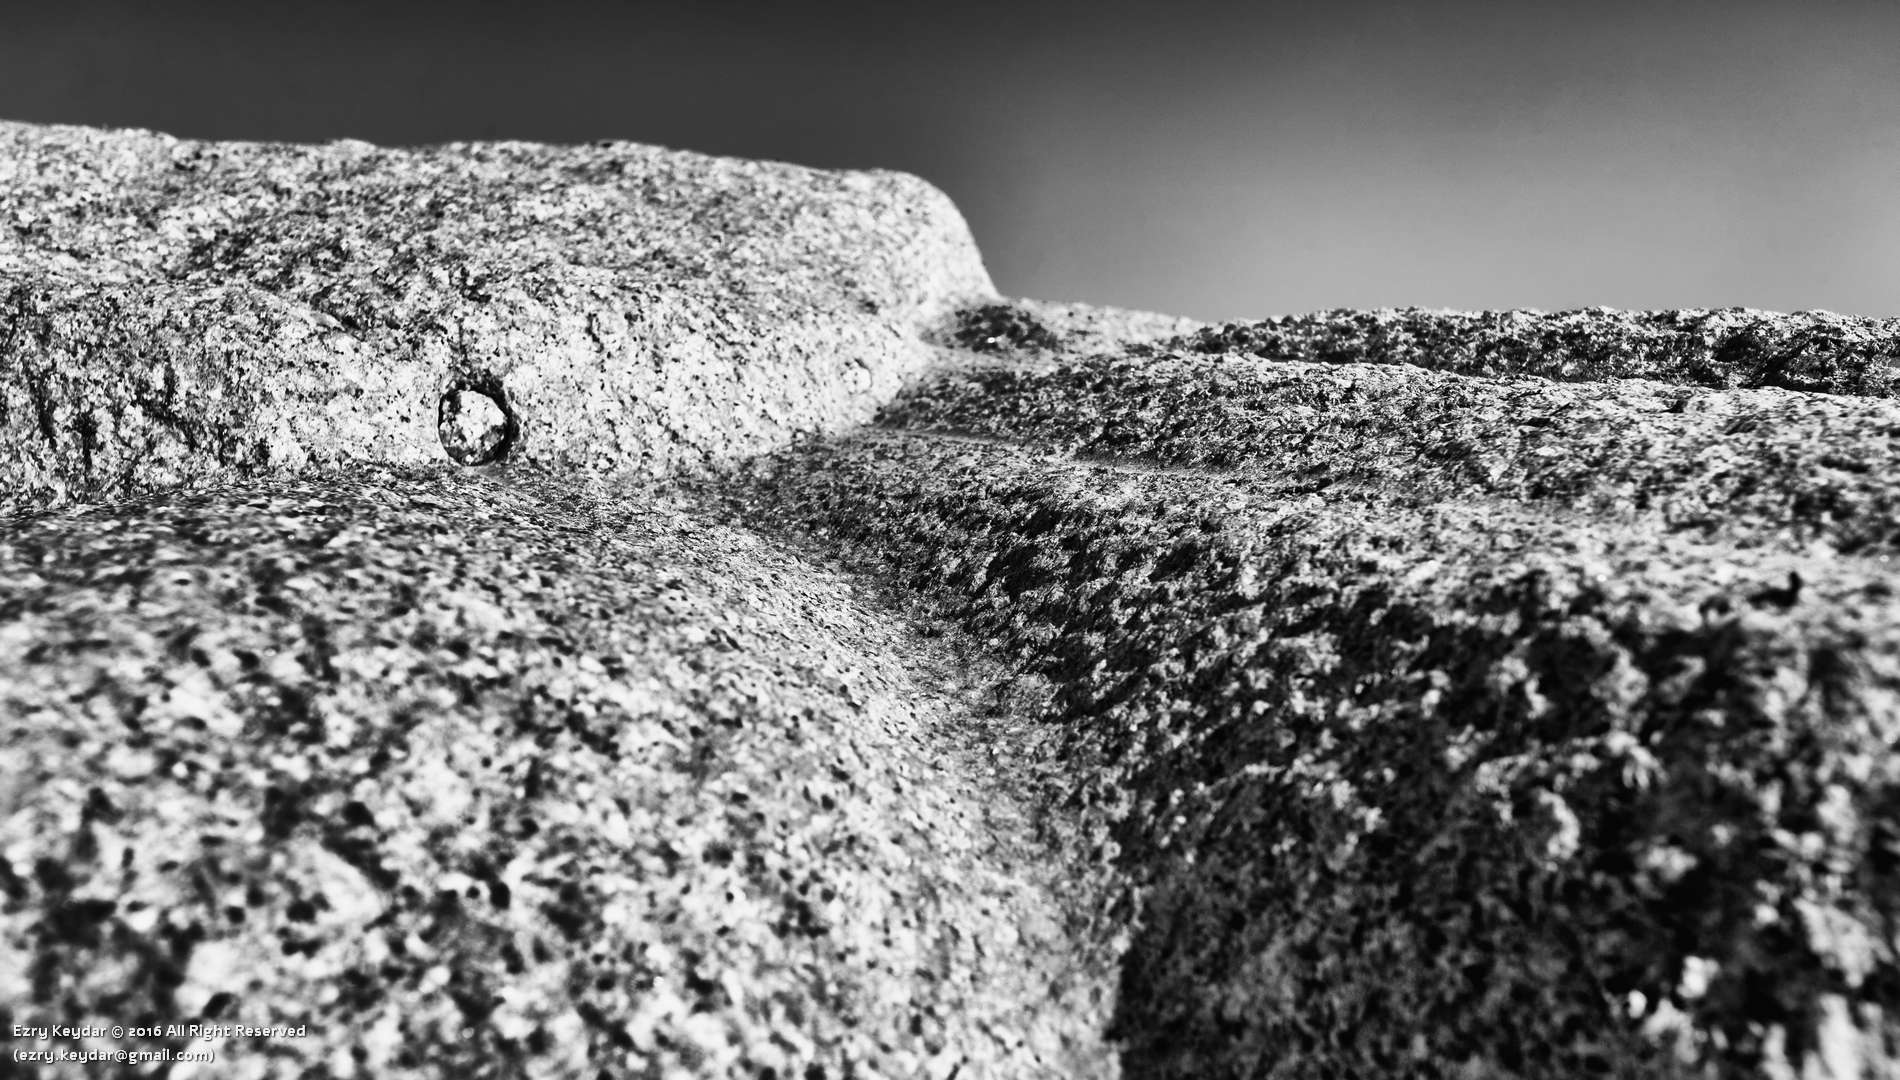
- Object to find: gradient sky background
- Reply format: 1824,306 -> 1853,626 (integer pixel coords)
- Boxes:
5,0 -> 1898,322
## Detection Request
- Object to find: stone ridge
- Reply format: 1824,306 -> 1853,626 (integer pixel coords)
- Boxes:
0,121 -> 994,512
1,462 -> 1124,1079
1170,306 -> 1900,396
9,119 -> 1900,1080
675,315 -> 1900,1078
874,352 -> 1900,553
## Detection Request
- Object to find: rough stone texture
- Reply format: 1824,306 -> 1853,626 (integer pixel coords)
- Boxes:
682,328 -> 1900,1079
0,121 -> 993,513
2,462 -> 1123,1079
9,119 -> 1900,1080
1171,307 -> 1900,397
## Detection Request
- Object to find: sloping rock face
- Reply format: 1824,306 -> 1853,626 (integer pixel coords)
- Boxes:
8,121 -> 1900,1080
1,462 -> 1127,1080
0,121 -> 992,510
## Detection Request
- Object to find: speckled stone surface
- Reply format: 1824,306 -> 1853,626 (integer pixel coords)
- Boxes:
9,120 -> 1900,1080
2,462 -> 1125,1079
682,310 -> 1900,1079
0,120 -> 993,512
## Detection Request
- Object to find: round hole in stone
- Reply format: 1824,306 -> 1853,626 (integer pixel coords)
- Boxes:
437,384 -> 513,465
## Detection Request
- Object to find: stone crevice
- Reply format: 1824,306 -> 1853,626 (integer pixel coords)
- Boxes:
6,119 -> 1900,1080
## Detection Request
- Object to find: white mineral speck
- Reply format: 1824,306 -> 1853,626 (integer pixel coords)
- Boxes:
439,388 -> 508,463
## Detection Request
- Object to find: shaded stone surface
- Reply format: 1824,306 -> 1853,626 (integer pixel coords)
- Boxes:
436,384 -> 513,466
8,119 -> 1900,1080
687,323 -> 1900,1079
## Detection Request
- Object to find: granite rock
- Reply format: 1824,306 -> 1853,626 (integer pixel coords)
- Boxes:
0,120 -> 992,512
8,120 -> 1900,1080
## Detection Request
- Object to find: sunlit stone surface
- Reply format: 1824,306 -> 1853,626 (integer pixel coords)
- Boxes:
6,119 -> 1900,1079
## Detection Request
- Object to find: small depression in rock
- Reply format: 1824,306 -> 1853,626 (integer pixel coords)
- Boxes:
438,385 -> 513,465
952,302 -> 1061,353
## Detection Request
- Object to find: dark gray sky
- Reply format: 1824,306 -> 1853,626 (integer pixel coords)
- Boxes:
6,1 -> 1899,321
